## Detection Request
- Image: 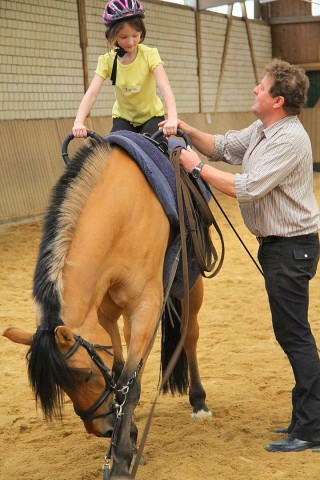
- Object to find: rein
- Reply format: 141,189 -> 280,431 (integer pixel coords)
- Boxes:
170,146 -> 225,278
130,144 -> 225,477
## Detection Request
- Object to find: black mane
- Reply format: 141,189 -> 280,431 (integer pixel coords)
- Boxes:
28,139 -> 102,418
33,142 -> 94,308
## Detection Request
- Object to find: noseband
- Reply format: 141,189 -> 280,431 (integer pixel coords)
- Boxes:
63,334 -> 116,421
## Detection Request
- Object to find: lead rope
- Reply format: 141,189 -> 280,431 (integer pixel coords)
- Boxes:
131,145 -> 227,478
208,190 -> 264,276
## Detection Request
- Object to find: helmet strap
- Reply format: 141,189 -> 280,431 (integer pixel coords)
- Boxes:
111,47 -> 126,85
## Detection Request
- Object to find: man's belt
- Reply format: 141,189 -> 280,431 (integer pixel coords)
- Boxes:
256,233 -> 318,245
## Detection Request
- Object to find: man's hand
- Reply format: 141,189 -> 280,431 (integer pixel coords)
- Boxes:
179,148 -> 201,173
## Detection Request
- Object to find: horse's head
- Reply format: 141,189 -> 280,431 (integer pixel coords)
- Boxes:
2,325 -> 116,437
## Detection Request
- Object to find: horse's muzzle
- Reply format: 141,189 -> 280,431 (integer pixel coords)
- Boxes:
96,427 -> 113,438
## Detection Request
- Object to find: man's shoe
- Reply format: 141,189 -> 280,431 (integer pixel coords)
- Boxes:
265,435 -> 320,452
274,426 -> 289,434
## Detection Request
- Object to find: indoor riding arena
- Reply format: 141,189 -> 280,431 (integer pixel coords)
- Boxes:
1,1 -> 320,480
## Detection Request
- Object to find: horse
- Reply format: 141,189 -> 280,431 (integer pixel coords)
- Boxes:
3,131 -> 215,479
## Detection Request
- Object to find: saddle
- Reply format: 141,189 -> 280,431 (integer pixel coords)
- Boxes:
104,131 -> 224,299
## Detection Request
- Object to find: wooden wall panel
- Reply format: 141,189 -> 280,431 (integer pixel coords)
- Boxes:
1,111 -> 318,224
272,23 -> 320,64
0,120 -> 64,223
269,0 -> 310,17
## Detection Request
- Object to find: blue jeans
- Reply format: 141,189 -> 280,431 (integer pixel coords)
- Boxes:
258,233 -> 320,441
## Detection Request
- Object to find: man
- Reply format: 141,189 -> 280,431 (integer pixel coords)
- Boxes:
177,58 -> 320,452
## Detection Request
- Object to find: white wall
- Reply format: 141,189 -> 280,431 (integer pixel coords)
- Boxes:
0,0 -> 272,120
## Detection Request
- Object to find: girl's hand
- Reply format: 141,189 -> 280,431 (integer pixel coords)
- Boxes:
160,118 -> 178,137
158,118 -> 193,137
72,123 -> 88,138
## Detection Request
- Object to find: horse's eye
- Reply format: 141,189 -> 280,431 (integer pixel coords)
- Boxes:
83,369 -> 93,384
72,368 -> 93,384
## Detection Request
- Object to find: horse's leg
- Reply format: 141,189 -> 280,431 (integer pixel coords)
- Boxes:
98,296 -> 140,458
110,288 -> 163,479
98,294 -> 125,381
183,275 -> 212,417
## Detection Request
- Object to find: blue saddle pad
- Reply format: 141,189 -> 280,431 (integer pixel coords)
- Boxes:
104,130 -> 211,299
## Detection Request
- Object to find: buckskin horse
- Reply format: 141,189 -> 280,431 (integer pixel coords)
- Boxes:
3,130 -> 221,479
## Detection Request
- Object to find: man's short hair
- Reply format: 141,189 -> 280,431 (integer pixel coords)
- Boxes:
266,58 -> 309,115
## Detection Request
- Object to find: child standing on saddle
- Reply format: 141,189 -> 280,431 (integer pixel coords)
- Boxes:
72,0 -> 177,139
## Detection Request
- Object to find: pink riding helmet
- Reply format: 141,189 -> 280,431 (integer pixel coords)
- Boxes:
103,0 -> 145,25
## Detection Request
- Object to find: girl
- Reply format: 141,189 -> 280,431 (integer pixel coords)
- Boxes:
72,0 -> 178,138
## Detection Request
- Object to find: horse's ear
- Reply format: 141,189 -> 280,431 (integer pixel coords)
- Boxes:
55,325 -> 74,349
2,327 -> 33,345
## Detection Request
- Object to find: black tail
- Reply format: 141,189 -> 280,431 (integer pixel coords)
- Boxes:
161,296 -> 189,395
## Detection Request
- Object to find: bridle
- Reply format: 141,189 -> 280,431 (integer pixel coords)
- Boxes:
63,334 -> 116,421
62,333 -> 143,478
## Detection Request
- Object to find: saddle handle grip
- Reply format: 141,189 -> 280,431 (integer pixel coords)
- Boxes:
61,130 -> 104,165
150,128 -> 192,148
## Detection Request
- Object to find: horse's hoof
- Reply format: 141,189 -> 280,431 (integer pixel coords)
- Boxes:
107,474 -> 132,480
133,452 -> 146,466
191,409 -> 212,419
109,477 -> 132,480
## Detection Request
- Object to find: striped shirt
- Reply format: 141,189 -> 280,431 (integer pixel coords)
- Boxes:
209,116 -> 320,237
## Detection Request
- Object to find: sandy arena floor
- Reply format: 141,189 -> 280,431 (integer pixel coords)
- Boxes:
1,174 -> 320,480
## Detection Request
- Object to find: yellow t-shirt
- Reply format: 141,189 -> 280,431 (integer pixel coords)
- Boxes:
95,44 -> 165,126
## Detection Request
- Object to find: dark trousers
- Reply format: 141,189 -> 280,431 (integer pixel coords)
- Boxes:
111,116 -> 165,142
258,234 -> 320,441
